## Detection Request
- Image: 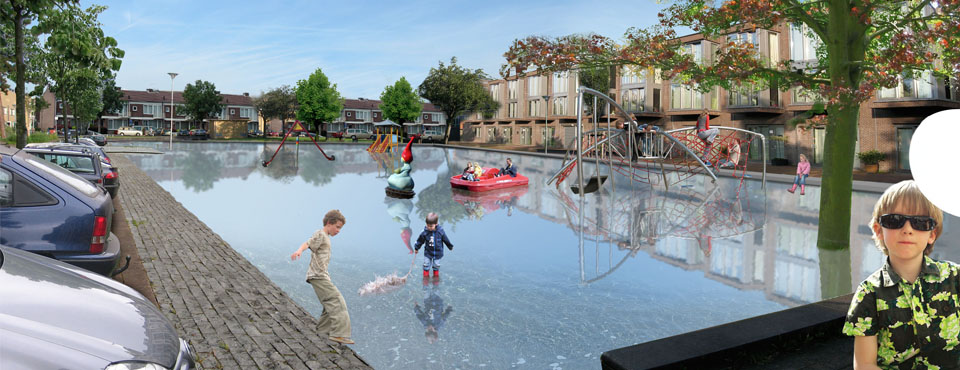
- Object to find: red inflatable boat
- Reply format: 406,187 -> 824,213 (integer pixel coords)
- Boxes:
450,168 -> 529,192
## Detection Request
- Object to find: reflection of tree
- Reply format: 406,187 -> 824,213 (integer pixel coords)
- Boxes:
258,145 -> 297,183
298,150 -> 338,186
414,161 -> 469,229
178,150 -> 222,193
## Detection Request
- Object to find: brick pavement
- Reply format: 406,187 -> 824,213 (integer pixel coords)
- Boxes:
112,154 -> 371,370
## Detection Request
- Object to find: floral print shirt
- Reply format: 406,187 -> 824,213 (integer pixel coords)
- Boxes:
844,256 -> 960,370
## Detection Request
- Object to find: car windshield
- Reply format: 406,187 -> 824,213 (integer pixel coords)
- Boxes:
23,156 -> 100,197
31,153 -> 97,174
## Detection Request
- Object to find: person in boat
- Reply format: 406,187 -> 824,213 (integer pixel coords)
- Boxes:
496,157 -> 517,177
461,162 -> 476,181
472,163 -> 483,181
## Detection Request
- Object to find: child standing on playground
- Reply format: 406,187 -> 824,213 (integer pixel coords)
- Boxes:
788,154 -> 811,195
414,212 -> 454,279
696,108 -> 718,166
290,209 -> 354,345
843,180 -> 951,369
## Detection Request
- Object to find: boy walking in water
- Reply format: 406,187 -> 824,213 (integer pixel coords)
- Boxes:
290,209 -> 354,345
414,212 -> 454,279
843,180 -> 953,368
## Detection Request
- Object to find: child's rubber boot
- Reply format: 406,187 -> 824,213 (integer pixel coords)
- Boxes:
800,185 -> 805,195
423,270 -> 430,277
788,184 -> 797,193
433,270 -> 440,278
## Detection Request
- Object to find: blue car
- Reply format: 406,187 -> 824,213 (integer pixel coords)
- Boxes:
0,145 -> 120,276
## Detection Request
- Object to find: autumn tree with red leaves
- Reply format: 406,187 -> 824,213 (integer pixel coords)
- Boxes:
502,0 -> 960,260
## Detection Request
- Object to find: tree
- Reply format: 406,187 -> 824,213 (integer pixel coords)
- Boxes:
97,76 -> 123,132
379,77 -> 422,133
253,85 -> 297,133
418,57 -> 500,144
295,68 -> 343,132
182,80 -> 223,129
502,0 -> 960,262
578,64 -> 611,115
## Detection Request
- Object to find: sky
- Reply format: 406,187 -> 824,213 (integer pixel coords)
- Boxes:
82,0 -> 670,100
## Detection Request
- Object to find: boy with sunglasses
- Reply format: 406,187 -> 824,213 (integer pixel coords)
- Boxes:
844,180 -> 952,369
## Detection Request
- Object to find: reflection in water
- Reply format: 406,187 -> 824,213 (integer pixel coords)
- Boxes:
414,284 -> 453,344
178,149 -> 223,192
451,186 -> 527,219
385,197 -> 415,254
122,142 -> 958,370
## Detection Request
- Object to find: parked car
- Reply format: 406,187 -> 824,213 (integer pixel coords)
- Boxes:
83,130 -> 107,146
411,131 -> 444,143
189,129 -> 209,140
0,245 -> 196,369
115,126 -> 142,136
247,129 -> 263,138
177,129 -> 191,137
328,131 -> 344,140
266,130 -> 280,137
23,143 -> 119,200
0,145 -> 120,276
71,141 -> 119,198
345,128 -> 376,140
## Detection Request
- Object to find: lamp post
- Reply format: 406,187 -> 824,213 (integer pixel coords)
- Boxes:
168,72 -> 178,148
541,94 -> 550,154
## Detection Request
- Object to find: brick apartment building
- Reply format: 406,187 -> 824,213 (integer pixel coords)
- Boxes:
462,23 -> 959,173
264,97 -> 446,139
1,90 -> 35,135
38,89 -> 258,134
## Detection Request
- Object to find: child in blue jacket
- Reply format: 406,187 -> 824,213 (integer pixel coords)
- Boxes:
414,212 -> 454,278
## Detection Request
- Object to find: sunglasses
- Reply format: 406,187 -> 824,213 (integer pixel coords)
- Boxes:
878,214 -> 937,232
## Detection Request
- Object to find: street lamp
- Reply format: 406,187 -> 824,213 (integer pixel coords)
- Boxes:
168,72 -> 178,148
541,94 -> 550,154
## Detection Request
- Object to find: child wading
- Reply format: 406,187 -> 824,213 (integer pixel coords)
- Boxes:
414,212 -> 454,280
843,180 -> 953,369
290,209 -> 354,345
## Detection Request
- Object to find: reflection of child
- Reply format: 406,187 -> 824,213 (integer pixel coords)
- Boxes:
788,154 -> 810,195
843,180 -> 948,369
414,290 -> 453,344
290,210 -> 354,345
414,213 -> 454,278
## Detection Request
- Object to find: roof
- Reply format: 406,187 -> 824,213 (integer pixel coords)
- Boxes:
374,119 -> 401,127
120,89 -> 254,106
342,98 -> 442,113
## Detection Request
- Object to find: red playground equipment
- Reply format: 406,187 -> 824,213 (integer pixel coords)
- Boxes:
262,121 -> 335,167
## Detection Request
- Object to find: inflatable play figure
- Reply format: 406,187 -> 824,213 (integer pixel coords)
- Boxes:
386,136 -> 417,198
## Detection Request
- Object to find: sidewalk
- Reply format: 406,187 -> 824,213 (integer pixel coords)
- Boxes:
112,154 -> 371,370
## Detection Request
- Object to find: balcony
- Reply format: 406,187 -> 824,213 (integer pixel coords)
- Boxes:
871,80 -> 960,109
726,87 -> 785,114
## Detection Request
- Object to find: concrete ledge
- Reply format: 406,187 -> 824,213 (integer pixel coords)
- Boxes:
601,293 -> 853,370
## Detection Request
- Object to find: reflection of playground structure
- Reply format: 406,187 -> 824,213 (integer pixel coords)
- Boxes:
451,187 -> 528,219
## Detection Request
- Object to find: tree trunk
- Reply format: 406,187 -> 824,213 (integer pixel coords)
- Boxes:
15,6 -> 27,148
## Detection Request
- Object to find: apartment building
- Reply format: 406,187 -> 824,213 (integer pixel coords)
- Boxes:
38,89 -> 258,134
270,97 -> 447,138
1,90 -> 35,134
463,24 -> 960,173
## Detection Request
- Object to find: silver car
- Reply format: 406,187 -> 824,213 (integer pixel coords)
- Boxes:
0,245 -> 195,369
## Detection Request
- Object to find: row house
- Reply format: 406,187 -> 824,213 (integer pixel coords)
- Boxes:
463,23 -> 959,173
270,97 -> 446,138
39,89 -> 258,134
1,90 -> 36,134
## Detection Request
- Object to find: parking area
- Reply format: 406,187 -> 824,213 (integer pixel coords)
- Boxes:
111,154 -> 371,370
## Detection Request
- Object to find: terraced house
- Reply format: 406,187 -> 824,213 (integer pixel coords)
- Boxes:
38,89 -> 258,134
267,97 -> 447,139
463,23 -> 959,173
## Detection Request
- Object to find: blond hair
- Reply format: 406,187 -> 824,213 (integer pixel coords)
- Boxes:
869,180 -> 943,255
798,153 -> 807,162
323,209 -> 346,226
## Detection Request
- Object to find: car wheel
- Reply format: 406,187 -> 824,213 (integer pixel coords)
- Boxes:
136,133 -> 141,136
119,132 -> 124,136
351,135 -> 357,140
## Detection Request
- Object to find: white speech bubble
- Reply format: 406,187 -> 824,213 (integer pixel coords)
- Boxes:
911,109 -> 960,217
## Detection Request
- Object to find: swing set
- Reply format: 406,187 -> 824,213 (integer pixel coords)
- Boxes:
261,120 -> 335,167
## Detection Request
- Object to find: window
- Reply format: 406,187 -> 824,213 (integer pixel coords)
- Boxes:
165,106 -> 170,113
621,66 -> 645,85
527,75 -> 543,97
790,24 -> 821,61
553,96 -> 566,116
528,99 -> 543,117
680,42 -> 703,64
490,83 -> 501,100
508,102 -> 518,118
879,71 -> 936,99
0,169 -> 11,207
520,127 -> 531,145
553,71 -> 569,94
132,105 -> 138,112
508,80 -> 518,100
24,156 -> 99,197
729,31 -> 758,49
502,127 -> 512,143
473,127 -> 481,140
621,88 -> 645,112
487,127 -> 496,143
357,111 -> 370,120
240,108 -> 252,118
230,108 -> 236,115
748,125 -> 785,161
671,84 -> 704,110
792,87 -> 821,104
728,83 -> 760,107
144,105 -> 154,115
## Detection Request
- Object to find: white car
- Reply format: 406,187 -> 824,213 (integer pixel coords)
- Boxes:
115,126 -> 142,136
